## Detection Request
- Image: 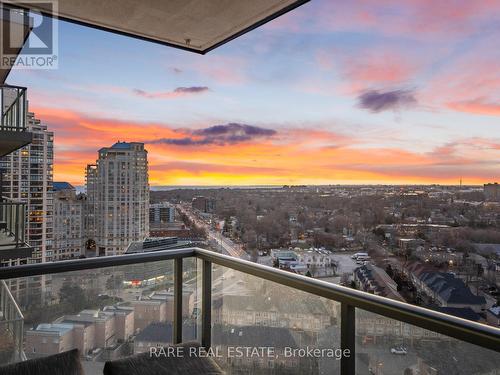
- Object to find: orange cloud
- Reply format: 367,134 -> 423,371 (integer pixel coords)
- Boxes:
30,106 -> 498,187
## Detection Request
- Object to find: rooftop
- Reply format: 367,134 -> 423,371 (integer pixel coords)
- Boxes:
53,182 -> 75,191
32,323 -> 74,336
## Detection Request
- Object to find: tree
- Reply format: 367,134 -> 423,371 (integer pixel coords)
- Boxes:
305,270 -> 312,277
106,275 -> 124,296
385,264 -> 394,278
59,283 -> 87,312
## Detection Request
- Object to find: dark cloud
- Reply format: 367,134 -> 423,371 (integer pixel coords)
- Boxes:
133,86 -> 209,99
149,123 -> 277,146
358,89 -> 417,113
174,86 -> 208,94
133,89 -> 148,96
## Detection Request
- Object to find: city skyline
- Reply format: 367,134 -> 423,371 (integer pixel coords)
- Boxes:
7,0 -> 500,186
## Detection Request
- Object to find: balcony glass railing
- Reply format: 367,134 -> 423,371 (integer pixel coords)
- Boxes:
0,248 -> 498,375
0,85 -> 27,132
0,280 -> 24,363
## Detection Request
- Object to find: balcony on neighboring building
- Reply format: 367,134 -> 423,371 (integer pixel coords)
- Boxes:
0,197 -> 33,265
0,85 -> 32,157
0,248 -> 497,375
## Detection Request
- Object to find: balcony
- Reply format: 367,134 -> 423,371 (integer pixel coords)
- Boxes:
0,85 -> 32,157
0,247 -> 498,374
0,197 -> 33,264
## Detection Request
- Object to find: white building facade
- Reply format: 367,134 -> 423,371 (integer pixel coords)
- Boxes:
53,182 -> 84,260
85,142 -> 149,256
0,112 -> 54,263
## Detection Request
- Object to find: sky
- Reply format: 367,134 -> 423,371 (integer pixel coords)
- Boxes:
8,0 -> 500,186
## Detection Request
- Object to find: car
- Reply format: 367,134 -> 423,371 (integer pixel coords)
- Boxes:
390,347 -> 408,355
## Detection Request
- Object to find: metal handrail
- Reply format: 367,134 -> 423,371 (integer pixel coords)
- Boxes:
0,280 -> 23,320
0,246 -> 499,373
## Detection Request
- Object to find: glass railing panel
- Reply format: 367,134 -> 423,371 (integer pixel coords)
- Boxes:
181,257 -> 200,343
0,259 -> 175,375
210,265 -> 342,374
355,308 -> 500,375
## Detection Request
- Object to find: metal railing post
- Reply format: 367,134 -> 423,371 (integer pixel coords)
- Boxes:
201,260 -> 212,348
20,204 -> 25,244
14,203 -> 19,246
173,258 -> 183,344
341,303 -> 356,375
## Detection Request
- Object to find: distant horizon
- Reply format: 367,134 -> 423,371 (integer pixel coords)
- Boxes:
71,183 -> 494,194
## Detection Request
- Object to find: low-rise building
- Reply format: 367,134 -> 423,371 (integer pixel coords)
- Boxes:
25,324 -> 74,358
486,306 -> 500,328
132,299 -> 167,331
212,324 -> 313,374
149,202 -> 175,224
133,322 -> 196,354
26,306 -> 135,358
192,196 -> 216,214
484,182 -> 500,201
354,264 -> 404,301
407,262 -> 486,313
213,292 -> 332,332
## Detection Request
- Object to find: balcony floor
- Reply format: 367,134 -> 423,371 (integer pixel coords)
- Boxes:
0,130 -> 33,157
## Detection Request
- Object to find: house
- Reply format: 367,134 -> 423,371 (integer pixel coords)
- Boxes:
417,272 -> 486,313
58,307 -> 134,349
212,325 -> 314,374
354,264 -> 405,301
212,291 -> 332,332
486,306 -> 500,328
133,322 -> 196,354
147,290 -> 192,321
416,341 -> 500,375
432,307 -> 481,322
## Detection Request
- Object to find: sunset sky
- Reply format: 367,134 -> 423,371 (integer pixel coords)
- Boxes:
8,0 -> 500,186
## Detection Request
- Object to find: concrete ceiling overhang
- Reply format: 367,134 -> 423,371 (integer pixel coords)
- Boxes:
6,0 -> 309,54
1,6 -> 31,84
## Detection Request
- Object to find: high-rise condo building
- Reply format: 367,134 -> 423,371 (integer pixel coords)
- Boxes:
0,112 -> 54,263
53,182 -> 84,260
85,142 -> 149,256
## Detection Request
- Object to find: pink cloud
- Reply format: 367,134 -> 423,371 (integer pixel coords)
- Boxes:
132,86 -> 210,99
268,0 -> 500,40
447,99 -> 500,116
